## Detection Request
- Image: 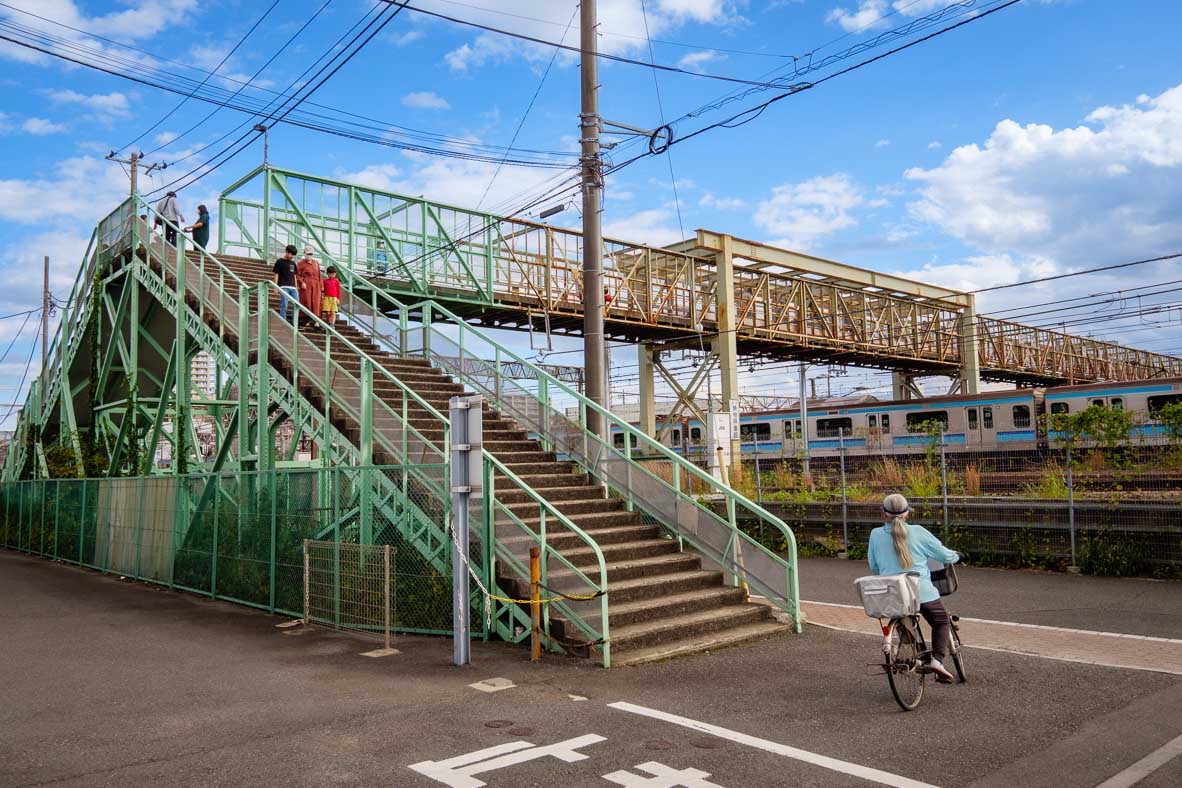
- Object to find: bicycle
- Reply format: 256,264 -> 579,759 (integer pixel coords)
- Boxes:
881,608 -> 967,711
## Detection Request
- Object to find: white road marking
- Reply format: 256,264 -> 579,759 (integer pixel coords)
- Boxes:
608,701 -> 937,788
274,619 -> 303,629
803,600 -> 1182,644
1093,732 -> 1182,788
359,647 -> 400,658
408,734 -> 606,788
468,677 -> 515,693
568,694 -> 588,701
604,761 -> 723,787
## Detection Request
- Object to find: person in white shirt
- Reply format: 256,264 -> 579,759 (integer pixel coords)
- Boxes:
154,191 -> 185,245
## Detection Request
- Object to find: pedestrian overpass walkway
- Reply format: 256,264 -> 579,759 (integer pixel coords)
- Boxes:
1,179 -> 801,667
217,166 -> 1182,388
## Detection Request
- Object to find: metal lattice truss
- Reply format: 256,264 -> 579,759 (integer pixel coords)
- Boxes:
218,167 -> 1182,386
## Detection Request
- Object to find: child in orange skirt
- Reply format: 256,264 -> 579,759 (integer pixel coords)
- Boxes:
322,267 -> 341,326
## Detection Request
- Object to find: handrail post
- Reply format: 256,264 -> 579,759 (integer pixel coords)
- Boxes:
529,546 -> 541,662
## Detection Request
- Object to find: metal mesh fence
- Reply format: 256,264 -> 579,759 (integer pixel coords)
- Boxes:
730,431 -> 1182,577
305,539 -> 394,648
0,466 -> 468,635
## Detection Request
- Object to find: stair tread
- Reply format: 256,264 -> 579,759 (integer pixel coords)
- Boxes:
608,586 -> 747,616
611,621 -> 791,666
498,524 -> 651,543
555,538 -> 674,557
608,569 -> 722,591
609,603 -> 768,640
511,510 -> 641,527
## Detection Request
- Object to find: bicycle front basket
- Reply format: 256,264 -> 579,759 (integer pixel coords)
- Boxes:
854,574 -> 921,619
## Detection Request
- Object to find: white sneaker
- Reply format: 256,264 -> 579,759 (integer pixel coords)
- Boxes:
930,659 -> 955,682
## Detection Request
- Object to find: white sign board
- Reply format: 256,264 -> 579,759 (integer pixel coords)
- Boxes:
706,411 -> 732,479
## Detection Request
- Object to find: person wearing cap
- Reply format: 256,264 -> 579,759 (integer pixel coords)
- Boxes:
868,493 -> 961,683
296,245 -> 323,326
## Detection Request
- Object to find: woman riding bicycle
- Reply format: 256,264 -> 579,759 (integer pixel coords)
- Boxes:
869,493 -> 961,683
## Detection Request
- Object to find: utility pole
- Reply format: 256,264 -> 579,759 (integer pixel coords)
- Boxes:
580,0 -> 606,441
41,256 -> 49,385
105,150 -> 167,198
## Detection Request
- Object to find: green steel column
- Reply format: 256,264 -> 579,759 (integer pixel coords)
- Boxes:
257,284 -> 272,471
217,197 -> 226,255
262,167 -> 272,263
237,288 -> 250,470
360,359 -> 373,545
347,185 -> 356,274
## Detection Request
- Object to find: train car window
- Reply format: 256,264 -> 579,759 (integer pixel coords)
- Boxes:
1090,398 -> 1105,408
671,429 -> 682,446
1148,394 -> 1182,414
906,411 -> 948,432
795,421 -> 803,437
868,415 -> 877,429
881,414 -> 890,431
1050,402 -> 1069,414
1012,405 -> 1031,428
740,423 -> 771,441
816,417 -> 852,437
613,433 -> 625,449
983,407 -> 994,429
1110,397 -> 1124,410
967,408 -> 978,430
691,427 -> 702,441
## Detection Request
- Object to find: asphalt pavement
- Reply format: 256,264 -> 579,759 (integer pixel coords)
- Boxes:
3,549 -> 1181,787
799,556 -> 1182,638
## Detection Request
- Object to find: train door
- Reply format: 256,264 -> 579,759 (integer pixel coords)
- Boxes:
965,407 -> 981,446
981,405 -> 995,448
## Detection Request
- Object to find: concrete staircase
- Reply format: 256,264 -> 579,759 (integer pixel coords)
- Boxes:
185,251 -> 789,666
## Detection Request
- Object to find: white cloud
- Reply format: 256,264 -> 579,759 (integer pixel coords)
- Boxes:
875,138 -> 890,148
678,50 -> 725,72
155,131 -> 178,146
0,1 -> 197,64
0,156 -> 130,224
435,0 -> 740,71
927,140 -> 942,150
21,117 -> 67,135
603,208 -> 685,247
905,83 -> 1182,266
699,192 -> 748,211
752,174 -> 863,250
45,89 -> 132,124
827,1 -> 888,34
402,91 -> 451,110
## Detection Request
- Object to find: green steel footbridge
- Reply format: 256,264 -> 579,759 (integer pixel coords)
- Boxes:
0,166 -> 803,666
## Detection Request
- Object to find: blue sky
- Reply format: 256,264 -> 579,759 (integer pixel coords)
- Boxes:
2,0 -> 1182,424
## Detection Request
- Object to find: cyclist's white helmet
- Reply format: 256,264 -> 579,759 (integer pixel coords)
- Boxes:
882,493 -> 912,516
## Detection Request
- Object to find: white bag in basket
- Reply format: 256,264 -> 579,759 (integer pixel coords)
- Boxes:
854,574 -> 921,619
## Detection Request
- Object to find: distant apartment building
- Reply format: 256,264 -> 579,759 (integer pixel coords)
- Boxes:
190,352 -> 217,399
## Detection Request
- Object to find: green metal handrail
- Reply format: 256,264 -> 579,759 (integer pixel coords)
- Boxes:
482,450 -> 611,667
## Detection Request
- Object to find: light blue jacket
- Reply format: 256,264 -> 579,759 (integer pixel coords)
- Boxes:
868,522 -> 960,604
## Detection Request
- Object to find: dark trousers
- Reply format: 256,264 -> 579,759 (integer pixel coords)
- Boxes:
920,599 -> 951,663
165,225 -> 178,245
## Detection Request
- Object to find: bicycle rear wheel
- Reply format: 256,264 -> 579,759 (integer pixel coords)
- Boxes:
950,617 -> 967,683
886,619 -> 925,711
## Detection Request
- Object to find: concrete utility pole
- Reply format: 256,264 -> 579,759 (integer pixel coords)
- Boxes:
105,151 -> 166,197
580,0 -> 606,440
41,256 -> 48,385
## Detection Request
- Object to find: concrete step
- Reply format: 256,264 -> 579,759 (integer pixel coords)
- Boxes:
500,472 -> 589,489
607,586 -> 749,628
498,524 -> 659,552
495,485 -> 601,504
511,509 -> 641,532
498,460 -> 581,477
566,552 -> 701,583
608,604 -> 773,653
502,497 -> 622,517
560,538 -> 679,568
611,621 -> 791,667
602,570 -> 726,604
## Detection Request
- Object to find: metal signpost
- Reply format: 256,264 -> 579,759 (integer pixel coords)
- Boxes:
450,395 -> 483,666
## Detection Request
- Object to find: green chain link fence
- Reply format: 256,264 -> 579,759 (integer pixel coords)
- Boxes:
0,466 -> 478,636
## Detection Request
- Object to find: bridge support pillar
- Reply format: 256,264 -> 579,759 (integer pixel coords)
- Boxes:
892,373 -> 924,401
958,296 -> 981,396
638,344 -> 656,440
714,234 -> 741,481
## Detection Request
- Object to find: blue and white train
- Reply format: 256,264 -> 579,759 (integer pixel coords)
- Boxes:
611,377 -> 1182,461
